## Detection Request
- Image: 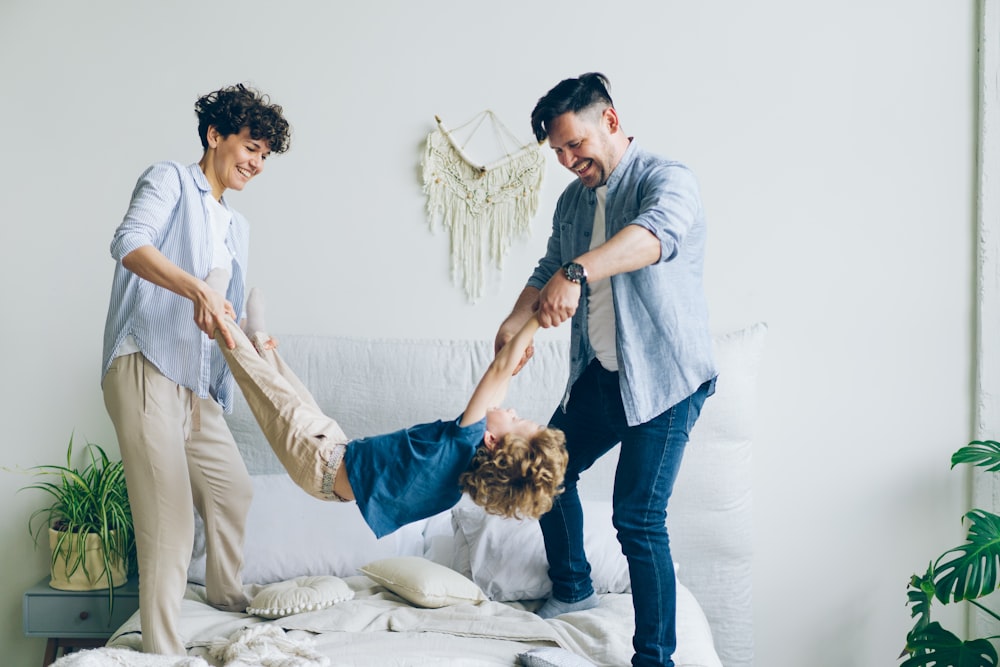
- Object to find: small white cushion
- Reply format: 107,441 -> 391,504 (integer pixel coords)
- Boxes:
360,556 -> 486,608
246,575 -> 353,619
518,647 -> 596,667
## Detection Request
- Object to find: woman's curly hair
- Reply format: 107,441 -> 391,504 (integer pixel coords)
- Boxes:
459,427 -> 568,520
194,83 -> 291,154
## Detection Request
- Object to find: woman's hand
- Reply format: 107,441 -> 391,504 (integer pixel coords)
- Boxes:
193,282 -> 235,348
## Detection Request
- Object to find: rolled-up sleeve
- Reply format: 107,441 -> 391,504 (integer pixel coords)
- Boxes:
629,163 -> 702,265
110,163 -> 182,261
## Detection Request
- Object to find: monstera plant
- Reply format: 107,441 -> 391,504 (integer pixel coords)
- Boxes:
902,440 -> 1000,666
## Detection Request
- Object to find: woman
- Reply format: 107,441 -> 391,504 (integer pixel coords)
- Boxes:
101,83 -> 291,655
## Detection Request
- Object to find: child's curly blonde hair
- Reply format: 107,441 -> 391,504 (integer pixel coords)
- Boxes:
458,426 -> 568,520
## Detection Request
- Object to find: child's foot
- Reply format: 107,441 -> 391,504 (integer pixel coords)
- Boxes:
205,267 -> 230,295
242,287 -> 267,339
535,593 -> 599,619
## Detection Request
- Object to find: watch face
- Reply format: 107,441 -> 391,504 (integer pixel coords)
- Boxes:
563,262 -> 586,283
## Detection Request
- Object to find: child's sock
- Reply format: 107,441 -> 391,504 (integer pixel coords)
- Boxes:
535,593 -> 599,619
243,287 -> 267,338
205,267 -> 230,295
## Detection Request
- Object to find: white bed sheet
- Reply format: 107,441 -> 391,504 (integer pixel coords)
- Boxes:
107,576 -> 722,667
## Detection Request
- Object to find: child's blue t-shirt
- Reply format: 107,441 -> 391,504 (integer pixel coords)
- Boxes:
343,415 -> 486,538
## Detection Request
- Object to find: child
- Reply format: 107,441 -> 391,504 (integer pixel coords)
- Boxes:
210,287 -> 567,539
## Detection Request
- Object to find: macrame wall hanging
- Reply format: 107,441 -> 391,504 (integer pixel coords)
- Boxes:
422,110 -> 544,303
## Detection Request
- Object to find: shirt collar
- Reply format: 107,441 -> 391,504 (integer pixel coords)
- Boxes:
603,137 -> 638,192
187,163 -> 228,207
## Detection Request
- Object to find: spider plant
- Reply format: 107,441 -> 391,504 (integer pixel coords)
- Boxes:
22,433 -> 136,614
901,440 -> 1000,666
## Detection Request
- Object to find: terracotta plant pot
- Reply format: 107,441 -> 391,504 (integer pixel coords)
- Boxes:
48,527 -> 127,591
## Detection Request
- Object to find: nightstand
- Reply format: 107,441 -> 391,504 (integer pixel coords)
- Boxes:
23,576 -> 140,666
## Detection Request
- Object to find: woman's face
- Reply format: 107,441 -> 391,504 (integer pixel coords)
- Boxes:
202,126 -> 271,199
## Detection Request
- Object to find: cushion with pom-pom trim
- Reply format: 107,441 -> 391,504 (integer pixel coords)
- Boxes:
246,575 -> 353,619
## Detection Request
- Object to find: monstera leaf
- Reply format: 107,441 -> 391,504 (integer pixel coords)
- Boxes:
933,510 -> 1000,604
953,440 -> 1000,472
901,441 -> 1000,666
901,622 -> 998,667
907,563 -> 936,633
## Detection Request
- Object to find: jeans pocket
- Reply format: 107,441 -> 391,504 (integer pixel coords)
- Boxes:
683,381 -> 712,433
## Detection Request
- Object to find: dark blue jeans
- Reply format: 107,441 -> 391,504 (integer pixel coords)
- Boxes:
541,360 -> 712,667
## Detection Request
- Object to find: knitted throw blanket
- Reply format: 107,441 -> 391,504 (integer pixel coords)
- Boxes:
51,648 -> 207,667
52,626 -> 327,667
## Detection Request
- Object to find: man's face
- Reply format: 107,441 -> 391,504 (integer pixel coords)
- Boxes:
205,126 -> 271,196
546,107 -> 618,189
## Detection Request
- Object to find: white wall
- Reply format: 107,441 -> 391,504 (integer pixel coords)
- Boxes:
0,1 -> 976,665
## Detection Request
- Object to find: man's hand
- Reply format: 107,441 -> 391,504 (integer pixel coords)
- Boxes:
536,272 -> 580,328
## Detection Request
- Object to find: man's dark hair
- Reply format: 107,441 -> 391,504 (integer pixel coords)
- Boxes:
530,72 -> 615,143
194,83 -> 291,154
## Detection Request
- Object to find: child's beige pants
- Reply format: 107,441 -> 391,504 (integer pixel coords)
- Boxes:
214,319 -> 350,502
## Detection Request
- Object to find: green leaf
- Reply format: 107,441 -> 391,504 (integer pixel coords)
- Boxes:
907,564 -> 936,632
953,441 -> 1000,472
901,622 -> 998,666
16,432 -> 137,615
934,510 -> 1000,603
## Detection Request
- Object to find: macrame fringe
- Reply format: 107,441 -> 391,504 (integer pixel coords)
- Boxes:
422,112 -> 544,303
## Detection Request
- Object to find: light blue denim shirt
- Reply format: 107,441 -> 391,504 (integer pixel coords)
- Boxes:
528,140 -> 716,425
101,161 -> 249,411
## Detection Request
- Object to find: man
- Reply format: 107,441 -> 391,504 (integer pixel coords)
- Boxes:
101,83 -> 291,654
494,72 -> 717,667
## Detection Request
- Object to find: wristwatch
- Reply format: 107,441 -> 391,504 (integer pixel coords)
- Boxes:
561,261 -> 588,285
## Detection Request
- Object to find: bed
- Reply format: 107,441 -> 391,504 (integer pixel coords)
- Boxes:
78,323 -> 764,667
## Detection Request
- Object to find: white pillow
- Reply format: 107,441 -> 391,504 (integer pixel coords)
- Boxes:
189,474 -> 427,585
360,556 -> 487,608
450,501 -> 630,601
518,647 -> 596,667
246,575 -> 353,619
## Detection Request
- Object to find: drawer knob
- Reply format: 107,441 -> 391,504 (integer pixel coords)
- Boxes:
79,611 -> 89,620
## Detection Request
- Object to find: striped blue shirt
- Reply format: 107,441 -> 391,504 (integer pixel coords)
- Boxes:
101,161 -> 250,411
527,140 -> 716,425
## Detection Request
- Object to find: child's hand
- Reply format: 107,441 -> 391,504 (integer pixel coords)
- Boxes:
498,317 -> 540,376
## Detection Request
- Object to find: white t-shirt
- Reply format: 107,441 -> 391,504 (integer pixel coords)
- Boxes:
205,193 -> 234,274
587,186 -> 618,371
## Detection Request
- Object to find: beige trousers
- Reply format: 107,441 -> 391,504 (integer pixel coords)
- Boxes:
102,352 -> 252,655
214,319 -> 350,501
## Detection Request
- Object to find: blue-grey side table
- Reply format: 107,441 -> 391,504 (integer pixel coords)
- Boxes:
23,576 -> 140,666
